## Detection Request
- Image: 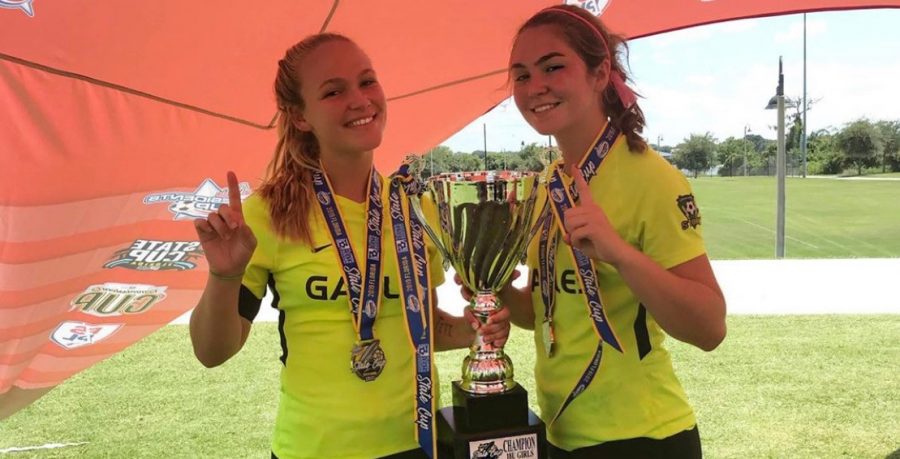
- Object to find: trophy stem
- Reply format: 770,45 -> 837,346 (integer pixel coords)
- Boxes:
460,291 -> 517,394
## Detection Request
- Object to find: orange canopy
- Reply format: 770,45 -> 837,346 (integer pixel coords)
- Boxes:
2,0 -> 897,418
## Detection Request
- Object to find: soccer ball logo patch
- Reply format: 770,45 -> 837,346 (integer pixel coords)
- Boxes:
676,194 -> 701,230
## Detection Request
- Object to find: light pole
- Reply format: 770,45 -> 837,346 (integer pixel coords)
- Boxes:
483,123 -> 488,171
764,57 -> 787,259
743,125 -> 751,177
801,13 -> 808,178
548,135 -> 555,162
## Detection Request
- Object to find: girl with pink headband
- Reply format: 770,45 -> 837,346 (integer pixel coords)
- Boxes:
498,5 -> 727,458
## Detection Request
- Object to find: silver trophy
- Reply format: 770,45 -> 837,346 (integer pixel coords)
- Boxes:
411,172 -> 540,394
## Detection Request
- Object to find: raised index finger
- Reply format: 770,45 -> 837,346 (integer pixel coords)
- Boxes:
227,171 -> 243,212
573,168 -> 594,206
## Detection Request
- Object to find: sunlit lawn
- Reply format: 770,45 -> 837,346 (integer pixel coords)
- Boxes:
691,176 -> 900,259
3,316 -> 899,458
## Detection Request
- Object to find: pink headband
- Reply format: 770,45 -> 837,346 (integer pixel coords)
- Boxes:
546,7 -> 638,110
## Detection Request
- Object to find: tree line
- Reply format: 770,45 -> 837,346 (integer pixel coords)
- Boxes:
671,117 -> 900,178
419,143 -> 553,178
421,117 -> 899,179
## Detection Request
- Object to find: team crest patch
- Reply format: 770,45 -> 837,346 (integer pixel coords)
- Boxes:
0,0 -> 35,17
677,194 -> 701,230
51,321 -> 122,349
143,178 -> 251,220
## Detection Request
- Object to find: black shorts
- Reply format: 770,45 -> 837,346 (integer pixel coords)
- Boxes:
548,426 -> 702,459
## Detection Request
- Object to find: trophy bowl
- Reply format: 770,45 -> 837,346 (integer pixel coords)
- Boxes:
411,171 -> 540,395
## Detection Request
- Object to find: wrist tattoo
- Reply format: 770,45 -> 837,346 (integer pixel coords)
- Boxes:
437,319 -> 453,337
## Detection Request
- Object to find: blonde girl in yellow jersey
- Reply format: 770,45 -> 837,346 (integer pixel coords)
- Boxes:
189,33 -> 510,459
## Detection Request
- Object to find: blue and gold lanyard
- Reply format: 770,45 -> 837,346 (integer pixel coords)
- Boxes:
390,163 -> 437,458
541,123 -> 626,424
312,167 -> 383,347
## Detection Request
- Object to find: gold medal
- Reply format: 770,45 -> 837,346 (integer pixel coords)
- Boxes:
542,319 -> 555,358
350,339 -> 386,382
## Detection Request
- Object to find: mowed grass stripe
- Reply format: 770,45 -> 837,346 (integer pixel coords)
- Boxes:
690,176 -> 900,259
2,317 -> 898,458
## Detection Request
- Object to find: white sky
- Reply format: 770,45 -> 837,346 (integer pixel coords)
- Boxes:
442,9 -> 900,152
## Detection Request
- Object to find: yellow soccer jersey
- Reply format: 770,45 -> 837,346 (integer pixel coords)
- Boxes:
526,136 -> 707,450
239,177 -> 445,459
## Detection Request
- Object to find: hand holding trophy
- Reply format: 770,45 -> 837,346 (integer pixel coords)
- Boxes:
410,166 -> 547,458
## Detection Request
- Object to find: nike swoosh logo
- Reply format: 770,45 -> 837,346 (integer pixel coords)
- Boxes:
312,243 -> 332,253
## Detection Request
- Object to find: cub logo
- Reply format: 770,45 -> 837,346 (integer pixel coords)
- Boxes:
70,283 -> 167,317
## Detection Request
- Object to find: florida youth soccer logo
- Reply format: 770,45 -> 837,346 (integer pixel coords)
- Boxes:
471,442 -> 503,459
593,140 -> 610,160
316,191 -> 332,206
143,178 -> 251,220
0,0 -> 35,17
105,240 -> 203,271
364,299 -> 378,318
51,321 -> 122,350
676,194 -> 702,230
406,294 -> 421,313
70,283 -> 168,317
565,0 -> 610,16
550,188 -> 566,204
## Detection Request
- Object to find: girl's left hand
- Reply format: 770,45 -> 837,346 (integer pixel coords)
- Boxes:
464,306 -> 511,348
562,169 -> 630,265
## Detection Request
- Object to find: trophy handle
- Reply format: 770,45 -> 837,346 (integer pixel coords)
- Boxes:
409,196 -> 452,270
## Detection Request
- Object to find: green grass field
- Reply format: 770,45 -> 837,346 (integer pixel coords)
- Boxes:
448,175 -> 900,260
3,317 -> 899,458
690,177 -> 900,259
3,176 -> 899,458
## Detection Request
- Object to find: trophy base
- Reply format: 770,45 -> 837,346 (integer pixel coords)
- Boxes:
437,381 -> 547,458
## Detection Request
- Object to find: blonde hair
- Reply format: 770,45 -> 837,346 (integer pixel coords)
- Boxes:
257,33 -> 354,245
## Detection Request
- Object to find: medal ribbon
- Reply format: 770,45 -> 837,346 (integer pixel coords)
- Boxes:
390,162 -> 436,458
542,124 -> 627,424
538,202 -> 558,331
312,167 -> 383,342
